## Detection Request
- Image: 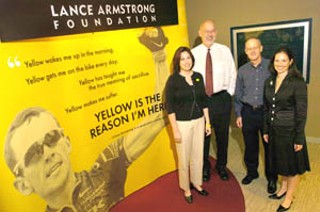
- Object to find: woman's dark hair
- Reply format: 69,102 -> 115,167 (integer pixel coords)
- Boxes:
172,46 -> 195,74
268,46 -> 302,78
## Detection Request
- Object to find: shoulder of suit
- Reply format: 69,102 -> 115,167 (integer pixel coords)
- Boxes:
192,72 -> 204,82
289,74 -> 305,83
193,71 -> 202,77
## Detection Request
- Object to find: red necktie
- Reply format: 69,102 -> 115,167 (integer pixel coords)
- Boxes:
205,49 -> 213,96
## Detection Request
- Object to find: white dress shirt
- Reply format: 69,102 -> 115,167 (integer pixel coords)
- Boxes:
192,43 -> 237,96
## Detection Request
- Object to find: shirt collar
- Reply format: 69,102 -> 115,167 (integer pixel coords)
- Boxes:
249,61 -> 262,69
201,43 -> 215,50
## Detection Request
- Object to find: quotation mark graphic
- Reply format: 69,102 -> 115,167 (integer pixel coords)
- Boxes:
7,56 -> 21,68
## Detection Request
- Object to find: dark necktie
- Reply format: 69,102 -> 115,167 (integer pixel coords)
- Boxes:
205,49 -> 213,96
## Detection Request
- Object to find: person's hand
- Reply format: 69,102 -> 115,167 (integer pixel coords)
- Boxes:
236,117 -> 242,128
294,144 -> 303,152
173,129 -> 182,143
263,134 -> 269,143
205,124 -> 211,136
174,137 -> 181,143
139,27 -> 168,52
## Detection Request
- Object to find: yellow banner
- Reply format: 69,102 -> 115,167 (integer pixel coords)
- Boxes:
0,1 -> 188,211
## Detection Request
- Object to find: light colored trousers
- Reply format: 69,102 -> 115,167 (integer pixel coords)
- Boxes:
176,117 -> 205,191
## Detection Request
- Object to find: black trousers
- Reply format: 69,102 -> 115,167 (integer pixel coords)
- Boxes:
204,91 -> 231,173
241,104 -> 277,181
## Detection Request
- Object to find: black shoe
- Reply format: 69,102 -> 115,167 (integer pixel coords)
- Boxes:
216,167 -> 229,181
190,184 -> 209,196
196,189 -> 209,196
276,202 -> 292,212
184,195 -> 193,204
269,192 -> 287,200
268,181 -> 277,194
241,174 -> 258,185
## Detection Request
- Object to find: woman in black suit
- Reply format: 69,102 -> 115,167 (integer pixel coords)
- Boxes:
263,47 -> 310,212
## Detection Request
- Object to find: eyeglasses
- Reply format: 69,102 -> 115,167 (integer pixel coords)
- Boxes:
13,129 -> 65,176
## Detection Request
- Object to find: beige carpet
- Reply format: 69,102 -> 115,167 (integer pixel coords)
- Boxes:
209,126 -> 320,212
